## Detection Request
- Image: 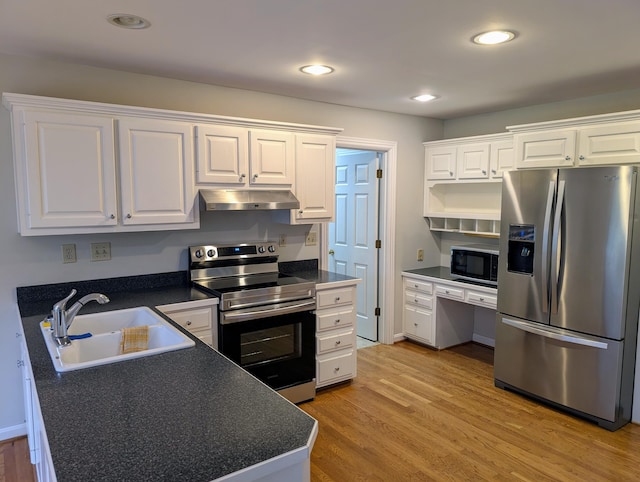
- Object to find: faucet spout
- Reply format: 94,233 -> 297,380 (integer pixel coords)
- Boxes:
51,290 -> 110,347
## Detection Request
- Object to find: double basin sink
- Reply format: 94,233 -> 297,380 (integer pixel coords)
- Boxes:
40,307 -> 195,372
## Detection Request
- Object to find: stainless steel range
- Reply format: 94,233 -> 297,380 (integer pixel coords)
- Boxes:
189,242 -> 317,403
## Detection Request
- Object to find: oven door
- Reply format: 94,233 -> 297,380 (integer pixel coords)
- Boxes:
218,299 -> 316,392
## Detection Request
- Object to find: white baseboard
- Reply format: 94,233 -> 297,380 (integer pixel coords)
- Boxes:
0,423 -> 26,441
472,334 -> 495,348
393,333 -> 406,343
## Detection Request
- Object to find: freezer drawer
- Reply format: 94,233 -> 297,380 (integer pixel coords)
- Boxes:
494,315 -> 623,423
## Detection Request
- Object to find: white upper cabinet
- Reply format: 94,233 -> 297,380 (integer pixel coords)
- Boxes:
13,109 -> 119,232
425,146 -> 456,180
118,117 -> 196,226
514,129 -> 577,168
195,124 -> 248,184
489,139 -> 515,178
510,111 -> 640,169
196,125 -> 294,187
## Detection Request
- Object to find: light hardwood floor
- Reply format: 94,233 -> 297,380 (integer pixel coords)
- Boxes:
4,341 -> 640,481
300,341 -> 640,481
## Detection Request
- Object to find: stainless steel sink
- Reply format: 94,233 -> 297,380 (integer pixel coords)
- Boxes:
40,307 -> 195,372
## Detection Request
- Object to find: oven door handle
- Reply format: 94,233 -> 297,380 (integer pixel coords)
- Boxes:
220,299 -> 316,324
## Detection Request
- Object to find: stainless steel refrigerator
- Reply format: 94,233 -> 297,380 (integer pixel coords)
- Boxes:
495,165 -> 640,430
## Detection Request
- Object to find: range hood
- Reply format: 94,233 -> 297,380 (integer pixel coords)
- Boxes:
199,189 -> 300,211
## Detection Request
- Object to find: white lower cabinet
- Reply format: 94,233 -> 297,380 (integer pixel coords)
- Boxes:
156,299 -> 219,349
19,333 -> 56,482
402,273 -> 497,349
315,283 -> 358,389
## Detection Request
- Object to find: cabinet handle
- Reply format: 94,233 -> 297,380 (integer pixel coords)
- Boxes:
334,367 -> 340,372
253,174 -> 259,179
449,171 -> 454,177
445,290 -> 450,294
299,210 -> 304,214
565,155 -> 571,161
334,319 -> 341,324
479,297 -> 484,302
491,169 -> 497,174
335,340 -> 341,345
240,173 -> 246,179
414,298 -> 418,303
414,323 -> 418,327
186,320 -> 192,326
414,284 -> 419,288
126,213 -> 132,219
579,155 -> 585,161
482,170 -> 487,175
335,297 -> 341,302
109,214 -> 115,219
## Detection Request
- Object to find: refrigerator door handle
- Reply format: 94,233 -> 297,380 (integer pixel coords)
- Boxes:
541,180 -> 556,314
501,317 -> 609,349
550,179 -> 566,314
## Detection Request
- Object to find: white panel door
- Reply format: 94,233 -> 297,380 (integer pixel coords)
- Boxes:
118,117 -> 196,225
21,110 -> 117,228
329,150 -> 379,341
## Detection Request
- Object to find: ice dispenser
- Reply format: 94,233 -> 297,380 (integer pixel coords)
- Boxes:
507,224 -> 535,274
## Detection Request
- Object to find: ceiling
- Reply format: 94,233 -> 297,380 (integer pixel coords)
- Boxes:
1,0 -> 640,119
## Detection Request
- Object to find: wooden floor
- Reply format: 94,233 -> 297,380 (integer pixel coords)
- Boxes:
0,437 -> 34,482
4,341 -> 640,481
300,341 -> 640,481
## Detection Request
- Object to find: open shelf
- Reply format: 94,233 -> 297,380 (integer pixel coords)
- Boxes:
427,216 -> 500,237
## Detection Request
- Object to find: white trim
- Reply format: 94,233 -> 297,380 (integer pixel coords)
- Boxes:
0,423 -> 27,441
321,136 -> 397,345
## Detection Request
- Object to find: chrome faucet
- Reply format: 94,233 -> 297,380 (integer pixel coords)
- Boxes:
52,289 -> 110,347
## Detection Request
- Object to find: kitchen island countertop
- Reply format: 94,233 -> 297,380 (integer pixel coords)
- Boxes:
18,271 -> 317,482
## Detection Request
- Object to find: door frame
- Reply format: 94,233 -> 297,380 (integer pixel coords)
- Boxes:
320,136 -> 397,345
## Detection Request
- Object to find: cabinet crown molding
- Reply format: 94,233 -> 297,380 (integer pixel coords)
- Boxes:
507,108 -> 640,133
2,92 -> 344,135
423,132 -> 512,147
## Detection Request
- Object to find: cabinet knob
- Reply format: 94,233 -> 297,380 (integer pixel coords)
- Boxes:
253,174 -> 259,179
334,367 -> 340,372
579,155 -> 585,161
445,290 -> 450,294
335,297 -> 341,302
240,173 -> 246,179
335,340 -> 341,345
414,298 -> 418,303
491,169 -> 497,174
482,170 -> 487,175
449,171 -> 454,176
299,210 -> 304,214
109,214 -> 115,219
334,319 -> 341,324
414,284 -> 418,288
186,320 -> 192,326
414,323 -> 418,327
479,298 -> 484,302
126,213 -> 132,219
565,155 -> 571,161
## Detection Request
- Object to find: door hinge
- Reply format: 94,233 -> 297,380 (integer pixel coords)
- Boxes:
374,307 -> 381,317
375,239 -> 381,249
376,169 -> 383,179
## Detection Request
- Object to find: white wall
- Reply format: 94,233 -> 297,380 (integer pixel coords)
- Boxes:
0,52 -> 442,434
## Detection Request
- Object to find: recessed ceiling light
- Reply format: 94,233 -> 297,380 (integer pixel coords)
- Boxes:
411,94 -> 438,102
107,14 -> 151,30
300,65 -> 335,76
472,30 -> 516,45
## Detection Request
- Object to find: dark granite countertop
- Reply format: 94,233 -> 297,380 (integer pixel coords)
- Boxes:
18,271 -> 317,482
403,266 -> 497,290
279,259 -> 361,286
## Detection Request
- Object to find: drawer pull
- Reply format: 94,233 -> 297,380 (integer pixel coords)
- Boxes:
414,323 -> 418,327
414,284 -> 419,288
186,320 -> 192,326
479,297 -> 484,302
334,367 -> 340,372
445,290 -> 450,294
414,298 -> 418,303
335,296 -> 341,302
334,319 -> 341,324
335,340 -> 341,345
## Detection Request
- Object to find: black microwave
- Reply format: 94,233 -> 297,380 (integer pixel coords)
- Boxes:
450,244 -> 499,286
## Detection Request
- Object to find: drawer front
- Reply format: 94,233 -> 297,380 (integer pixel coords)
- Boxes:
317,329 -> 354,354
317,350 -> 355,385
403,278 -> 433,294
404,290 -> 433,309
317,306 -> 355,332
316,287 -> 355,309
466,290 -> 497,309
162,307 -> 212,331
435,284 -> 464,301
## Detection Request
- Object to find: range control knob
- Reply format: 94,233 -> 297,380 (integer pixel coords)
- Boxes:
207,249 -> 216,258
268,245 -> 276,253
194,249 -> 204,258
258,246 -> 266,253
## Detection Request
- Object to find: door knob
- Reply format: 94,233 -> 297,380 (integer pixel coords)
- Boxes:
329,249 -> 335,255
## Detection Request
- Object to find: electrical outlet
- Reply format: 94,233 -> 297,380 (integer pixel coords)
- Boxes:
91,242 -> 111,261
417,249 -> 424,262
279,234 -> 287,247
62,244 -> 77,264
305,231 -> 317,246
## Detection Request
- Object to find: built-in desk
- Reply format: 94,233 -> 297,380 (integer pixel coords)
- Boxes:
402,267 -> 497,349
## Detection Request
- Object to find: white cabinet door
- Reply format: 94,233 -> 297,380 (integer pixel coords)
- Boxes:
249,129 -> 294,185
426,146 -> 457,180
18,110 -> 117,230
404,304 -> 434,345
489,139 -> 515,178
294,134 -> 335,221
195,124 -> 248,184
515,129 -> 577,168
577,121 -> 640,165
457,143 -> 490,179
118,117 -> 196,225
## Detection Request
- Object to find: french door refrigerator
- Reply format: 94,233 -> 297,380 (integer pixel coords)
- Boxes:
495,165 -> 640,430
